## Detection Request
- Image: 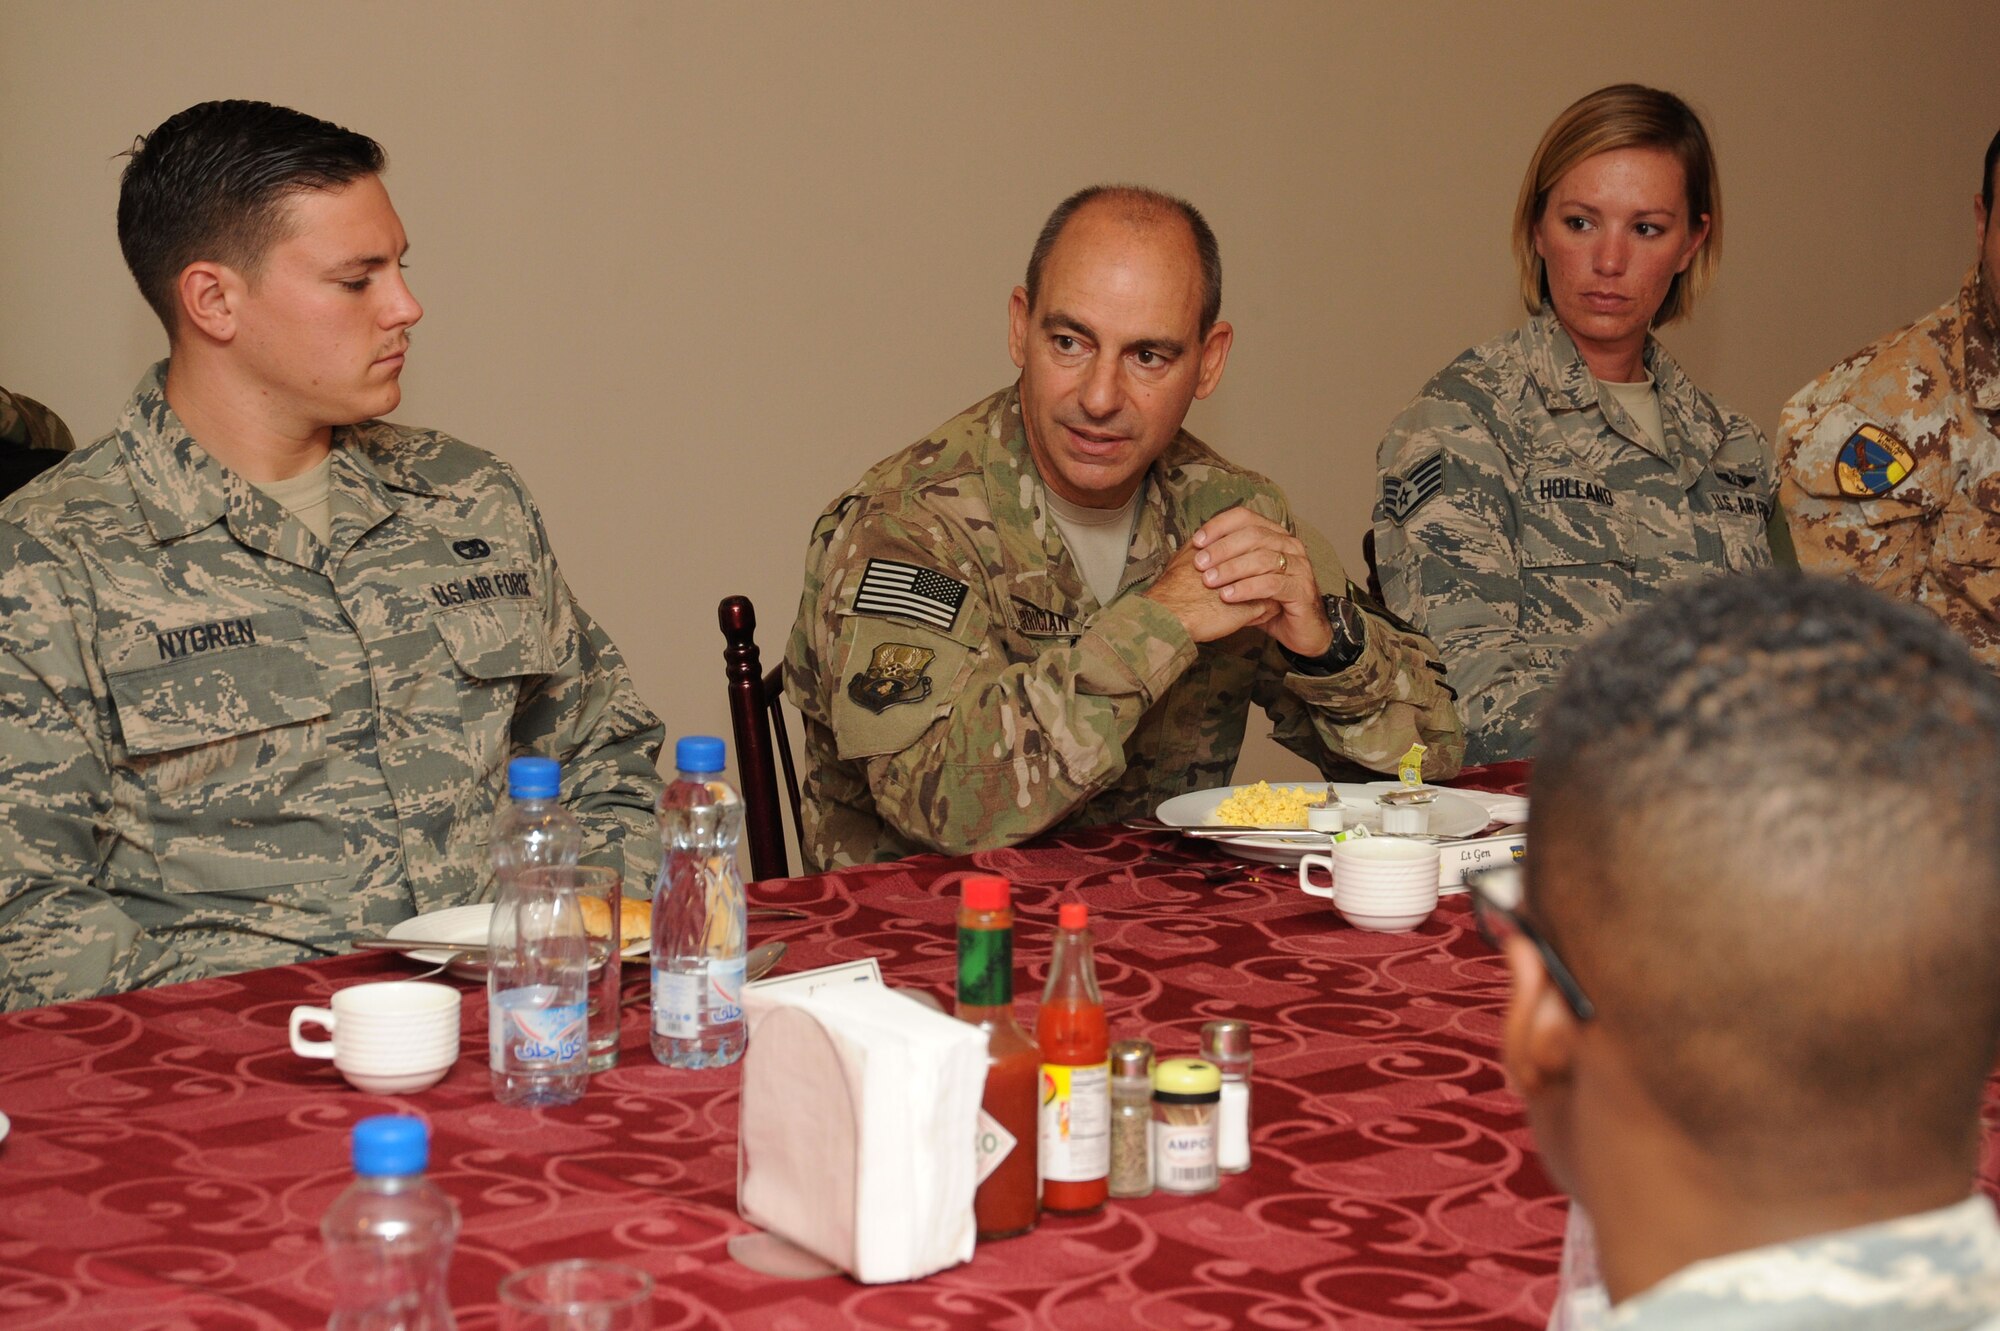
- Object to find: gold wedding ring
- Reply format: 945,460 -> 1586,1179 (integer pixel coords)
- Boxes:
1276,553 -> 1289,575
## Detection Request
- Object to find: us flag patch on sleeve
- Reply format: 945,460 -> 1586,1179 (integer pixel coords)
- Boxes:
852,559 -> 969,632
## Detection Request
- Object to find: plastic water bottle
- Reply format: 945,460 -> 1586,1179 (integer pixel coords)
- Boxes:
488,758 -> 589,1106
489,756 -> 582,897
650,736 -> 748,1068
321,1115 -> 460,1331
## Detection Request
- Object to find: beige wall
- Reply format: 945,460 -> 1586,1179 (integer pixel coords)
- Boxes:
5,0 -> 1997,797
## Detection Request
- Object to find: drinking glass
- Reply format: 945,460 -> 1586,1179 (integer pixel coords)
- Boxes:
526,866 -> 628,1073
498,1259 -> 652,1330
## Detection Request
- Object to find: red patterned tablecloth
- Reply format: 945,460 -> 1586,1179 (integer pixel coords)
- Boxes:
0,765 -> 1567,1329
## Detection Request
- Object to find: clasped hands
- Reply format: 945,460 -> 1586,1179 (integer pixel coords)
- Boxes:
1143,506 -> 1334,658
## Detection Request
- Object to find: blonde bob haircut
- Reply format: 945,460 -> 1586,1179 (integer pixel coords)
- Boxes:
1513,84 -> 1722,326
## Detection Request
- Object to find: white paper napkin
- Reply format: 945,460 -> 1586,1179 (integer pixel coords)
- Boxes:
739,982 -> 987,1284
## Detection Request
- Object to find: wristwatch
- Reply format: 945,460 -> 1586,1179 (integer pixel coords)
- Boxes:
1282,593 -> 1368,676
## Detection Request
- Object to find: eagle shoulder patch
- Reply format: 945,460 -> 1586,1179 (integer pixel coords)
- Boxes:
1380,452 -> 1445,525
1834,424 -> 1915,499
847,641 -> 935,713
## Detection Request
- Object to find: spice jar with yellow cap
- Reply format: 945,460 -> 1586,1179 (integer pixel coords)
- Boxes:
1151,1057 -> 1221,1194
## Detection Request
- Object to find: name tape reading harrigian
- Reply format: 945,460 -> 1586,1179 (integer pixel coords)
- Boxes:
852,559 -> 968,632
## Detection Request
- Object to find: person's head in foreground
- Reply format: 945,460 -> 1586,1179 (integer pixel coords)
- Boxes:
118,99 -> 421,444
1500,570 -> 2000,1309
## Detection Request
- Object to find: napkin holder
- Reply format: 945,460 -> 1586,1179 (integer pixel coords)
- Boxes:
738,981 -> 986,1284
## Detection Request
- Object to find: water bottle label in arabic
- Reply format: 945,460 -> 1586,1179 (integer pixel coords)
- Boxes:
653,968 -> 701,1039
709,956 -> 745,1025
489,986 -> 586,1069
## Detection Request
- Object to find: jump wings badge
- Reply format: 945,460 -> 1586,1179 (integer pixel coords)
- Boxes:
848,642 -> 936,714
1835,424 -> 1916,498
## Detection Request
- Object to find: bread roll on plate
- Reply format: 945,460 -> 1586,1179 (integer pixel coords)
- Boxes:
578,894 -> 651,950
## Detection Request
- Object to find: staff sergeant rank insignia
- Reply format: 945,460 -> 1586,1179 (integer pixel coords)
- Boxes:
848,642 -> 936,714
1381,452 -> 1443,525
1835,423 -> 1916,498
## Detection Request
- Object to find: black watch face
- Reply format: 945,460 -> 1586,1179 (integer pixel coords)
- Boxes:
1328,596 -> 1364,649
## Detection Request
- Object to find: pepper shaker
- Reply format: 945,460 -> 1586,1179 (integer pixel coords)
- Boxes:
1108,1040 -> 1154,1199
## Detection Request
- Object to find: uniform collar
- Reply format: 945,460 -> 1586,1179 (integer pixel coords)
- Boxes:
984,382 -> 1178,614
118,360 -> 418,564
1959,265 -> 2000,412
1522,308 -> 1721,477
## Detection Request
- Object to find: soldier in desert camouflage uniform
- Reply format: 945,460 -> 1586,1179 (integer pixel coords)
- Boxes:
1,384 -> 76,499
1778,128 -> 2000,670
787,186 -> 1463,872
0,102 -> 662,1010
1375,86 -> 1774,766
1486,573 -> 2000,1330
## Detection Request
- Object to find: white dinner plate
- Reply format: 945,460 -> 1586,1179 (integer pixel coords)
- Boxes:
386,903 -> 650,967
0,1109 -> 9,1144
1154,781 -> 1495,866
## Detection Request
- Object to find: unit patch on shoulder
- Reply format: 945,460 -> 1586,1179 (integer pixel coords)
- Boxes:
1835,424 -> 1915,499
853,558 -> 969,632
847,642 -> 936,713
1380,452 -> 1444,525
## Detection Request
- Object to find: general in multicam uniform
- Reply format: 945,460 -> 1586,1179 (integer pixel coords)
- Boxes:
0,103 -> 663,1011
1374,85 -> 1775,767
787,186 -> 1463,872
1777,128 -> 2000,669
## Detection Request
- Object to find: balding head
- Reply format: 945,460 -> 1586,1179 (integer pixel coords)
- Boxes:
1526,572 -> 2000,1193
1024,185 -> 1222,336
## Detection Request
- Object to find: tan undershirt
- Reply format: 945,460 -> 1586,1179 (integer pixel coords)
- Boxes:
1045,485 -> 1144,606
250,453 -> 334,543
1598,371 -> 1666,450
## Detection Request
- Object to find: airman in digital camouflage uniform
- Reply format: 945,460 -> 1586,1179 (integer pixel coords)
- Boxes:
1,384 -> 76,500
1375,86 -> 1774,766
786,186 -> 1463,872
1493,572 -> 2000,1329
0,102 -> 663,1011
1777,127 -> 2000,670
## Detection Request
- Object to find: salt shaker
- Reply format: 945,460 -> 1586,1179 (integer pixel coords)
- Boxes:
1200,1020 -> 1253,1173
1108,1040 -> 1154,1199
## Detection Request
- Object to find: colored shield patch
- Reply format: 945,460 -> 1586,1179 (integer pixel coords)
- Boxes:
1834,424 -> 1915,499
847,641 -> 936,714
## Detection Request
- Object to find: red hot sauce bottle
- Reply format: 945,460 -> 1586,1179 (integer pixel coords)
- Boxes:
1036,901 -> 1109,1214
955,875 -> 1040,1240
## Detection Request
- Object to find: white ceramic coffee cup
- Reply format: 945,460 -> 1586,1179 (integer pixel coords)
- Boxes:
290,980 -> 462,1094
1300,837 -> 1444,899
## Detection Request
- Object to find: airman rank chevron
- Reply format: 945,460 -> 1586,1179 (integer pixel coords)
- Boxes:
852,559 -> 968,632
1835,424 -> 1915,499
1381,452 -> 1444,525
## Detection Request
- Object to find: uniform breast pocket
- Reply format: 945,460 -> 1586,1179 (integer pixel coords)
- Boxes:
107,628 -> 342,895
433,601 -> 556,766
1514,489 -> 1635,638
1933,489 -> 2000,607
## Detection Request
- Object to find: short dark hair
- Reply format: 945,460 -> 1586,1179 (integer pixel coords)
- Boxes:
1024,185 -> 1222,336
118,100 -> 385,335
1984,125 -> 1999,215
1531,571 -> 2000,1189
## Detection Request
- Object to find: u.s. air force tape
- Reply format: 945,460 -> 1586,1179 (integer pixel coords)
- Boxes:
1381,452 -> 1444,525
852,558 -> 969,632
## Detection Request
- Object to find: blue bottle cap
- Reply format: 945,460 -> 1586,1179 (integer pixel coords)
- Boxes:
507,756 -> 561,800
675,736 -> 726,774
352,1115 -> 429,1177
